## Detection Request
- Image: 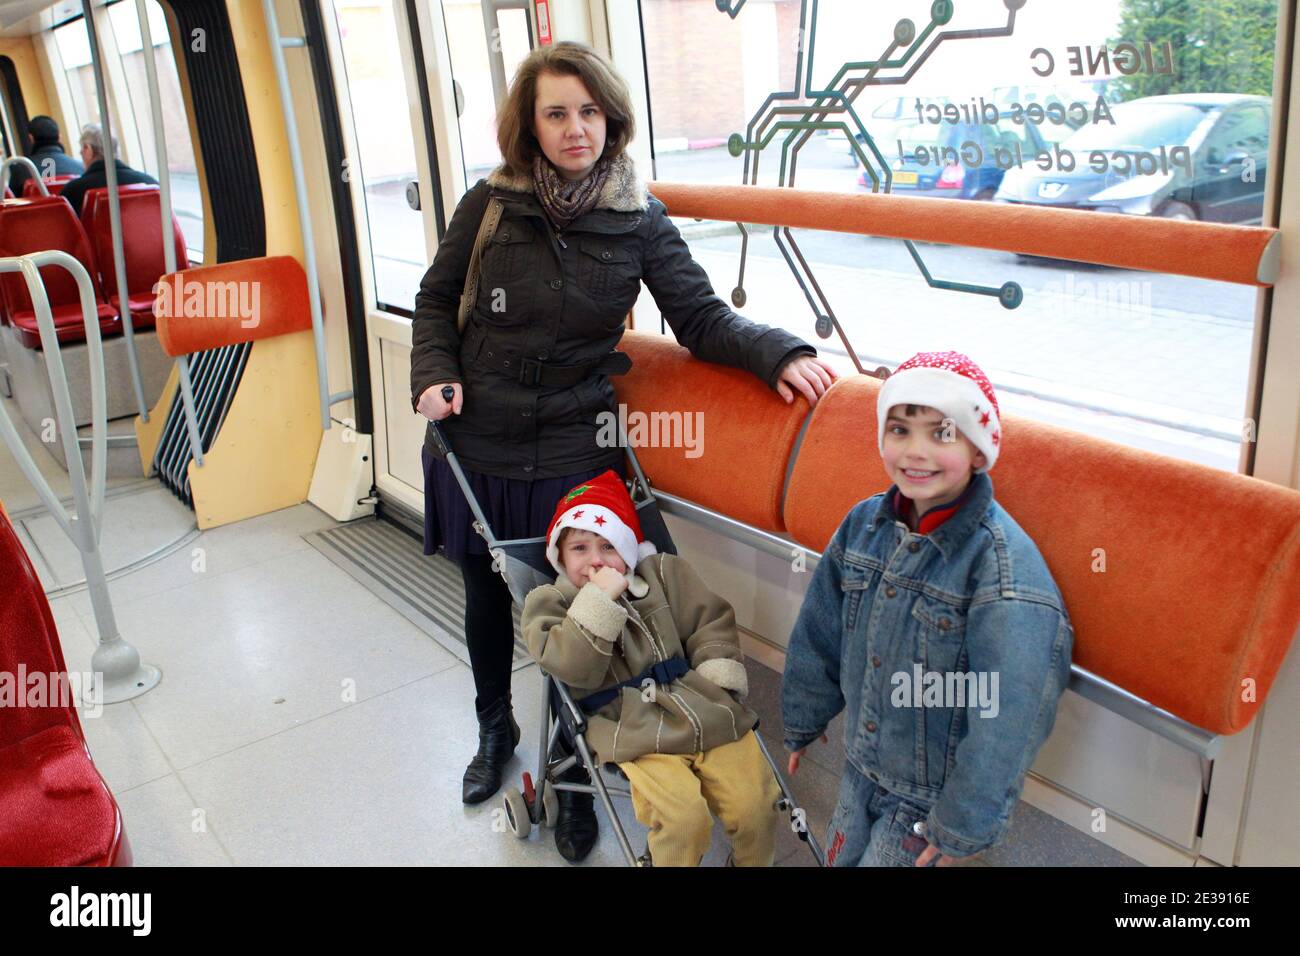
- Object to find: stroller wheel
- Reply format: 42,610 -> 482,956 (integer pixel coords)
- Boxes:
502,787 -> 532,839
539,779 -> 559,828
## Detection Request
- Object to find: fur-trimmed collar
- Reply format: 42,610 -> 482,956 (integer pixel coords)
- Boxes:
487,152 -> 648,212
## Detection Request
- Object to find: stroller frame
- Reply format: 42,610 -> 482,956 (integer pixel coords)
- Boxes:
429,411 -> 824,866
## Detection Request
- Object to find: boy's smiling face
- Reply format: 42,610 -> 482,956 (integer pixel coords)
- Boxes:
882,404 -> 986,517
559,528 -> 628,588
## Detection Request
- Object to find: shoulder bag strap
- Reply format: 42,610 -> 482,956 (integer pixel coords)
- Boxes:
457,196 -> 504,334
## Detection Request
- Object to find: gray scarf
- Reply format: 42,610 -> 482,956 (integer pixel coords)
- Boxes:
532,154 -> 612,231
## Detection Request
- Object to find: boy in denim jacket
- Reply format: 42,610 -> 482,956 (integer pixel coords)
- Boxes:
781,351 -> 1073,866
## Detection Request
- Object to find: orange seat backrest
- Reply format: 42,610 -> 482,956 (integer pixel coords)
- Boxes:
613,330 -> 810,532
783,375 -> 1300,736
153,255 -> 312,356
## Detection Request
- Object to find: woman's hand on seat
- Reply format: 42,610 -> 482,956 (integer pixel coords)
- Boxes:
417,382 -> 462,421
775,355 -> 837,406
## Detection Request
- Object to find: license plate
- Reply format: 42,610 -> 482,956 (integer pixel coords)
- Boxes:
893,171 -> 918,185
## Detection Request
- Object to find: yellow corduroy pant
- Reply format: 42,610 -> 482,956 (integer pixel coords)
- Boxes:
618,730 -> 782,866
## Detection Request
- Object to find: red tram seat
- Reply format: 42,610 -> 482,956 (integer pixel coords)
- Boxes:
0,503 -> 130,866
0,198 -> 119,350
83,185 -> 186,330
22,174 -> 77,198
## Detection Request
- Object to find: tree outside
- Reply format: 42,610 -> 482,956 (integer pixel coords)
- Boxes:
1109,0 -> 1278,101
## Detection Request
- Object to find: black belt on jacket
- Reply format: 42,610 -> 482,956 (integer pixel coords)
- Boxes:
576,657 -> 690,714
483,348 -> 632,388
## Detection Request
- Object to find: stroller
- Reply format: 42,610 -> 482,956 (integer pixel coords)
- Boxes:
429,389 -> 824,867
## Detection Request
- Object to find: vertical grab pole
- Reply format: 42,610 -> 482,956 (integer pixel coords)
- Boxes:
81,0 -> 150,422
260,0 -> 332,431
133,0 -> 204,466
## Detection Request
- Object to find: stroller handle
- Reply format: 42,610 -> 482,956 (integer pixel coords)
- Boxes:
427,385 -> 457,458
427,379 -> 664,554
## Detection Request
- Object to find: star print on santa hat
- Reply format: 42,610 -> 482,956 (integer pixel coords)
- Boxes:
876,350 -> 1004,473
545,470 -> 659,585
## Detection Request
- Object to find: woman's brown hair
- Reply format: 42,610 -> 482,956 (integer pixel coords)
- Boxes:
496,41 -> 636,176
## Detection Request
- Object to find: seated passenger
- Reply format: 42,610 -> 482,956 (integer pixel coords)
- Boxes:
522,470 -> 781,866
781,351 -> 1074,867
60,123 -> 158,217
8,115 -> 83,195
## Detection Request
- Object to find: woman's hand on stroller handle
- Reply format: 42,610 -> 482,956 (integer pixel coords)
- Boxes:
787,733 -> 828,776
417,382 -> 462,421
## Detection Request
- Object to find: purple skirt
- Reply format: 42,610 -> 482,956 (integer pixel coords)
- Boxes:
421,445 -> 623,564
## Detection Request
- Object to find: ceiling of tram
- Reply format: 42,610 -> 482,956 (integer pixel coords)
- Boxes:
0,0 -> 82,37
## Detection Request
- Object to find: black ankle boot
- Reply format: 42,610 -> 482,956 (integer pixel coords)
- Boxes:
462,695 -> 521,805
554,764 -> 599,862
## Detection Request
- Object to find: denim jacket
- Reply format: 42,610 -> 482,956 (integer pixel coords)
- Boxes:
781,472 -> 1074,858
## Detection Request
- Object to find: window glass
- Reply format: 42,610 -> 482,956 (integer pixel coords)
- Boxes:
54,19 -> 101,134
443,0 -> 533,184
334,0 -> 427,311
638,0 -> 1282,471
107,0 -> 204,263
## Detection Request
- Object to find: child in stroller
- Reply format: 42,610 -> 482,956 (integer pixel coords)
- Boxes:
520,470 -> 783,866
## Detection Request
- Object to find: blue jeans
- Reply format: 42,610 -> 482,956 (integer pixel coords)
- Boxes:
825,767 -> 938,868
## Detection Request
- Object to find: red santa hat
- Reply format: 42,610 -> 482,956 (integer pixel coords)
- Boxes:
877,351 -> 1002,473
546,471 -> 658,590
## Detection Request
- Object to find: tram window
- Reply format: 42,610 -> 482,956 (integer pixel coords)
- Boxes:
334,0 -> 428,312
107,0 -> 204,264
442,0 -> 533,184
53,19 -> 102,133
633,0 -> 1282,472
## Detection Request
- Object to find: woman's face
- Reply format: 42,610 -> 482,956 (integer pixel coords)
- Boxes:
532,71 -> 607,181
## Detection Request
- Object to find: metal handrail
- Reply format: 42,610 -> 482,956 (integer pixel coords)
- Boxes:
0,156 -> 50,196
261,0 -> 345,430
80,0 -> 148,423
651,489 -> 1221,761
0,249 -> 160,702
131,0 -> 205,467
77,0 -> 204,468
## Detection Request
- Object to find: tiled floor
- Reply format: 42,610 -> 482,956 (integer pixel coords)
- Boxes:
4,410 -> 1138,866
33,498 -> 1141,866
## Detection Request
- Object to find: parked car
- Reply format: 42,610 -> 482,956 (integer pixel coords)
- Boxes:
827,95 -> 950,167
993,93 -> 1270,223
860,112 -> 1052,201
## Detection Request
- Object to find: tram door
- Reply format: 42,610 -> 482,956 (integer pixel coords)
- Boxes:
329,0 -> 534,514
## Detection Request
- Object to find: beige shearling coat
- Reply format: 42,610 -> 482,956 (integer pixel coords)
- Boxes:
522,552 -> 757,765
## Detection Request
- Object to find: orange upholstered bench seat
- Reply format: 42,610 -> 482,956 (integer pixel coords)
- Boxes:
614,329 -> 809,532
783,376 -> 1300,737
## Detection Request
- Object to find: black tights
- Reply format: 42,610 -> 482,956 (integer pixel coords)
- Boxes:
460,551 -> 515,711
461,551 -> 581,766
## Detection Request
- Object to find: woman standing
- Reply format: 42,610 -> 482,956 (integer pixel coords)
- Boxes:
411,42 -> 834,862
